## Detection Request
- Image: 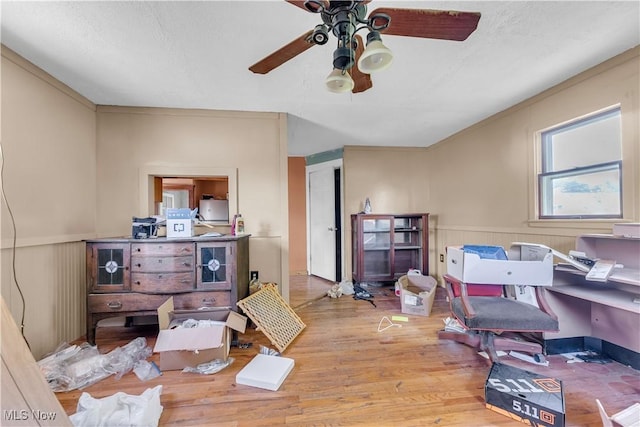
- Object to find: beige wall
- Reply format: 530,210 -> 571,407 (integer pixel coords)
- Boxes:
1,47 -> 96,358
343,146 -> 431,277
288,157 -> 307,275
1,46 -> 290,358
94,106 -> 290,298
344,47 -> 640,282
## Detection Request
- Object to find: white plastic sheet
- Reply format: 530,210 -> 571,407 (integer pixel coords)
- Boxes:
69,385 -> 163,427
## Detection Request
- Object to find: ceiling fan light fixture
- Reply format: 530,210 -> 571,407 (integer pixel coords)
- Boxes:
325,68 -> 354,93
311,25 -> 329,45
357,31 -> 393,74
332,45 -> 355,70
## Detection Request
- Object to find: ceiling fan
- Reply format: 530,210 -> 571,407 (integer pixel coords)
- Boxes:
249,0 -> 481,93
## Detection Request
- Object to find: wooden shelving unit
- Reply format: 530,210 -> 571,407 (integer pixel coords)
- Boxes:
351,213 -> 429,285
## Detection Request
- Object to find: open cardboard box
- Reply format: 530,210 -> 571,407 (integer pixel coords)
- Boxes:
447,243 -> 554,286
399,274 -> 437,317
153,297 -> 247,371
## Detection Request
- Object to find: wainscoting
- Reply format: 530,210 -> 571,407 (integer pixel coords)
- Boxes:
1,241 -> 86,359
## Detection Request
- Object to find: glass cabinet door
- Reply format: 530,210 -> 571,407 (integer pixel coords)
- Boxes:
362,216 -> 393,280
196,242 -> 232,290
393,216 -> 423,276
89,243 -> 131,292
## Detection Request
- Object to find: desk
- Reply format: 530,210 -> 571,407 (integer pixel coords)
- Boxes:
544,234 -> 640,368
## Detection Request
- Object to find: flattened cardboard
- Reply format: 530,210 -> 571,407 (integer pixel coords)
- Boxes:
236,354 -> 295,391
153,297 -> 247,371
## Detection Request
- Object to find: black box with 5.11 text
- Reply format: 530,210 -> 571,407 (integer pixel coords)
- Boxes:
485,362 -> 565,427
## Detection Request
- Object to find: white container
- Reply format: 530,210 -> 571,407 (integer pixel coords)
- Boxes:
446,243 -> 554,286
236,354 -> 294,391
166,208 -> 193,238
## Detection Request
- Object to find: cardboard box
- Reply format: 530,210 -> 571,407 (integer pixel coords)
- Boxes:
166,208 -> 194,238
399,274 -> 437,316
447,243 -> 553,285
236,354 -> 295,391
485,362 -> 565,427
152,297 -> 247,371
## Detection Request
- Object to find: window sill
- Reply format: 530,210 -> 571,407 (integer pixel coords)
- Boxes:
527,219 -> 624,231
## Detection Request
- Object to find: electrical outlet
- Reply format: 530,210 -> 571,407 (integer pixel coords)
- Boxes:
250,271 -> 259,281
440,254 -> 445,262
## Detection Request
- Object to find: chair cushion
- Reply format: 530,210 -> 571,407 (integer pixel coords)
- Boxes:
452,283 -> 503,297
451,296 -> 559,331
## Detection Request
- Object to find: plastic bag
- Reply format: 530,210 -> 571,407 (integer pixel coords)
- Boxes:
38,337 -> 153,392
259,345 -> 280,357
339,280 -> 354,295
69,385 -> 163,427
182,358 -> 234,375
107,337 -> 153,380
133,360 -> 162,381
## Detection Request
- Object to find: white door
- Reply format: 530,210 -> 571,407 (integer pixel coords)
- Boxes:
308,165 -> 338,281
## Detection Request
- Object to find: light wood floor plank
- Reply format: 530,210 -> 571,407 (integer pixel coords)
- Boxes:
53,275 -> 639,426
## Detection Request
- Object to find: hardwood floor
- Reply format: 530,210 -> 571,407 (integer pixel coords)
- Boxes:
56,276 -> 639,426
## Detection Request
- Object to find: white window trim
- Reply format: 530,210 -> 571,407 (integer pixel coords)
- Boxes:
528,103 -> 637,230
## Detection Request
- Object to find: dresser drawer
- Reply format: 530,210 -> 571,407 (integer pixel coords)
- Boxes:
131,242 -> 194,256
131,272 -> 195,293
88,290 -> 231,314
89,293 -> 171,313
173,291 -> 231,309
131,255 -> 194,272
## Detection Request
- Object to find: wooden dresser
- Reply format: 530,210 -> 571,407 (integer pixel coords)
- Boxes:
85,235 -> 249,344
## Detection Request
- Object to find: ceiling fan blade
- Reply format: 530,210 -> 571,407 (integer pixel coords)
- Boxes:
249,30 -> 315,74
371,8 -> 481,41
285,1 -> 310,11
351,35 -> 373,93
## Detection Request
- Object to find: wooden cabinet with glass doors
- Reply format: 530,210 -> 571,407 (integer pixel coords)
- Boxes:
85,235 -> 249,345
351,213 -> 429,284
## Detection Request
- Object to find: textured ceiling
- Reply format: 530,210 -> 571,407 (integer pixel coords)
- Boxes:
1,1 -> 639,156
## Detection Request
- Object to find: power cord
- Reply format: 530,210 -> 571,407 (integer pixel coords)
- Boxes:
0,142 -> 30,349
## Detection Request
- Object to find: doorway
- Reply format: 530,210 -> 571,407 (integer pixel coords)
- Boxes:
307,159 -> 343,283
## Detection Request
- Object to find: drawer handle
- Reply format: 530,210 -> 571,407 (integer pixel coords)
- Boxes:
107,301 -> 122,310
135,263 -> 141,268
183,262 -> 191,267
157,259 -> 163,264
136,248 -> 141,252
202,298 -> 216,306
135,281 -> 141,285
181,280 -> 191,284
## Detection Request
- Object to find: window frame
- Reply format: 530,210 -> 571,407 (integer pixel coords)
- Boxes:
537,107 -> 623,220
538,160 -> 622,219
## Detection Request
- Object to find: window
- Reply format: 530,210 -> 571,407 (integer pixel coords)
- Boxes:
539,107 -> 622,219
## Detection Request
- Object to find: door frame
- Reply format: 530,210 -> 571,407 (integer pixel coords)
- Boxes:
305,158 -> 345,281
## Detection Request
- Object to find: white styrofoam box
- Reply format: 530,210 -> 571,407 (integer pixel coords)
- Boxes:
447,243 -> 553,286
236,354 -> 294,391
